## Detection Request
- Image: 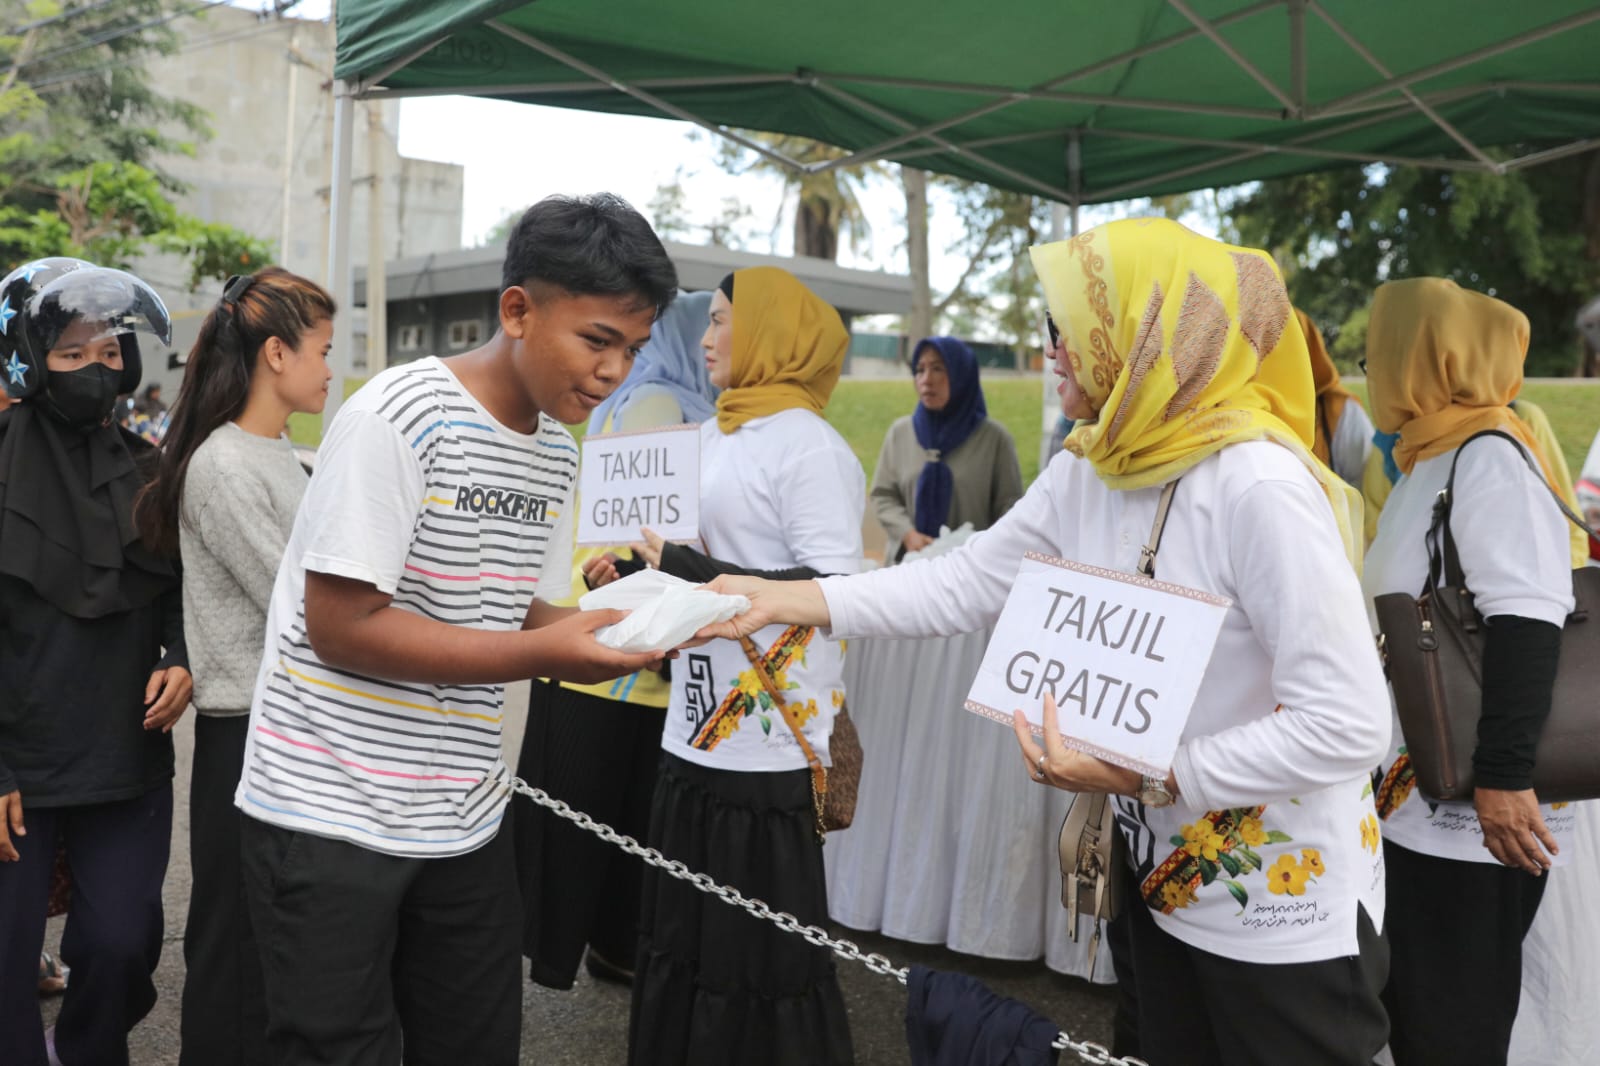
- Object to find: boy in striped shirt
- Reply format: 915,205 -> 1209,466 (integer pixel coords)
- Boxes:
236,194 -> 679,1066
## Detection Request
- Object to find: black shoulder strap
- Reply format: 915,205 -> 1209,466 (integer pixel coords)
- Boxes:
1138,480 -> 1181,580
1426,429 -> 1597,595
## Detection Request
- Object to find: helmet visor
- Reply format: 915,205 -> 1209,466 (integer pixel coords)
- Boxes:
27,268 -> 171,354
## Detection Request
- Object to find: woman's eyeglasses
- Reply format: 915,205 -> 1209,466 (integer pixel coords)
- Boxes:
1043,312 -> 1061,351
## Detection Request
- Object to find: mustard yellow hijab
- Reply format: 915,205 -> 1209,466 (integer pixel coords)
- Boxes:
1030,218 -> 1362,566
1365,277 -> 1559,489
1296,308 -> 1357,467
714,266 -> 849,434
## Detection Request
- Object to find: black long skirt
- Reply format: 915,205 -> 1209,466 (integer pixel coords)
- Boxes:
628,753 -> 855,1066
514,680 -> 666,989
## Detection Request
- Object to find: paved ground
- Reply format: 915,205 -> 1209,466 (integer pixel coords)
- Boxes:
42,682 -> 1114,1064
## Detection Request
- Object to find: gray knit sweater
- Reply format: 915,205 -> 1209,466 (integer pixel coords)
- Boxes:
179,421 -> 308,714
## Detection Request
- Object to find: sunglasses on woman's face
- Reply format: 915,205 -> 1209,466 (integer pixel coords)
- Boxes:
1043,312 -> 1061,351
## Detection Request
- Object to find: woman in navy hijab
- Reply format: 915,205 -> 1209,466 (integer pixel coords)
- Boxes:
869,337 -> 1022,561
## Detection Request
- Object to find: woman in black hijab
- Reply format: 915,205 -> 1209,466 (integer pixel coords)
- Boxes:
0,261 -> 190,1066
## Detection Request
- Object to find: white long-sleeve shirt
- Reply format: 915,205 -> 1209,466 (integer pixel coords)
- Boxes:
820,440 -> 1390,964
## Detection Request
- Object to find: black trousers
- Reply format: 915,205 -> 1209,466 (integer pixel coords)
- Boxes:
0,785 -> 172,1066
1383,840 -> 1547,1066
180,714 -> 267,1066
241,814 -> 523,1066
514,680 -> 666,988
1122,873 -> 1388,1066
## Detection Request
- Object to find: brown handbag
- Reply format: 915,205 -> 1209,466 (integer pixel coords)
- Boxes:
1373,430 -> 1600,804
737,635 -> 862,839
1057,479 -> 1179,969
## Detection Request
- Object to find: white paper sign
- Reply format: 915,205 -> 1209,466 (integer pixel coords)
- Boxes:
577,423 -> 700,546
964,552 -> 1231,778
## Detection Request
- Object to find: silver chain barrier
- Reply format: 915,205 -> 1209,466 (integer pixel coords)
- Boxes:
509,776 -> 1149,1066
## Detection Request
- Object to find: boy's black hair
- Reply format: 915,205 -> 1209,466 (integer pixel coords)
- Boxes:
502,193 -> 678,318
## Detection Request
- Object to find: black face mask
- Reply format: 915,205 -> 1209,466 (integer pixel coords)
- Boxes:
41,363 -> 122,431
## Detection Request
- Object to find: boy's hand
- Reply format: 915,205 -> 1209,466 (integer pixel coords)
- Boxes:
537,608 -> 667,684
0,790 -> 23,862
144,666 -> 193,732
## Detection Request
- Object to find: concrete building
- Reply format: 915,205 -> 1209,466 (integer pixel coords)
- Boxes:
353,241 -> 912,373
134,6 -> 465,391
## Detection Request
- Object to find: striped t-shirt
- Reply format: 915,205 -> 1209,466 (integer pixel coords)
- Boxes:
236,357 -> 576,858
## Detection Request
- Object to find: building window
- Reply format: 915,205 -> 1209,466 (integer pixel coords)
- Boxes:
448,319 -> 482,349
397,324 -> 427,352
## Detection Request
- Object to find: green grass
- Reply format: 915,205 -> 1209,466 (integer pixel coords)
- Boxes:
290,375 -> 1600,484
1343,380 -> 1600,476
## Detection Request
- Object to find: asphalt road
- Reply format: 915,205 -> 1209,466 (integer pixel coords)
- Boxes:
41,682 -> 1114,1065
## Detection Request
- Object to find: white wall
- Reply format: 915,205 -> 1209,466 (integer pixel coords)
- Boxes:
133,8 -> 462,392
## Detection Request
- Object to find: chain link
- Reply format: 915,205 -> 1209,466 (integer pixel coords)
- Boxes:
508,777 -> 1149,1066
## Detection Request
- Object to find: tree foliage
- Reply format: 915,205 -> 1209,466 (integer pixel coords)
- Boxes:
0,0 -> 268,286
1217,152 -> 1600,376
714,132 -> 883,260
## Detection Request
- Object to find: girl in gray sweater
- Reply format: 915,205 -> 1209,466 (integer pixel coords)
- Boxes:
134,267 -> 335,1066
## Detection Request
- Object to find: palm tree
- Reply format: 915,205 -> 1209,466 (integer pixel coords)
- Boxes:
715,132 -> 883,261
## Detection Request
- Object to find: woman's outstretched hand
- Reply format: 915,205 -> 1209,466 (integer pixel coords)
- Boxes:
693,576 -> 831,641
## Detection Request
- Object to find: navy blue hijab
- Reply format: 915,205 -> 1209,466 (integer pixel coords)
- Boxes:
911,337 -> 987,537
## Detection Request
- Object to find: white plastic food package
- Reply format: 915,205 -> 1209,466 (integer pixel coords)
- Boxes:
578,569 -> 751,653
901,521 -> 976,563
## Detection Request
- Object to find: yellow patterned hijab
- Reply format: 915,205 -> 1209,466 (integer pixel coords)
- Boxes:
1364,277 -> 1559,490
1029,218 -> 1362,566
714,267 -> 849,434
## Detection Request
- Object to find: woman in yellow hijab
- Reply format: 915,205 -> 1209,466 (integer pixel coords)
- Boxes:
693,220 -> 1393,1065
625,267 -> 863,1066
1361,277 -> 1581,1066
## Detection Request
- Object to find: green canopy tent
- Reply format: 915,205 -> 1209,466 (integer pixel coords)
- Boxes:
321,0 -> 1600,417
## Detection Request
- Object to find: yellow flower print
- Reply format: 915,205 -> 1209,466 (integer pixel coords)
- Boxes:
1161,880 -> 1198,910
1300,849 -> 1326,877
1551,802 -> 1570,811
1360,814 -> 1381,855
1267,853 -> 1310,896
831,689 -> 844,709
735,671 -> 764,699
1239,815 -> 1267,848
793,698 -> 820,726
1181,822 -> 1226,861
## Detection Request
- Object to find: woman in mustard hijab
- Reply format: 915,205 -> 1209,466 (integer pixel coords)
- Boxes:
1361,279 -> 1585,1066
1297,308 -> 1373,487
626,269 -> 862,1066
695,221 -> 1392,1064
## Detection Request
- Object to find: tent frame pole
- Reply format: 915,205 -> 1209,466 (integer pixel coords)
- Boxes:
351,73 -> 796,101
1309,7 -> 1600,117
324,79 -> 357,428
1288,0 -> 1307,115
1067,133 -> 1082,236
481,19 -> 809,174
1308,1 -> 1500,170
798,0 -> 1284,172
1167,0 -> 1296,113
1502,137 -> 1600,172
1087,126 -> 1488,173
809,81 -> 1072,199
